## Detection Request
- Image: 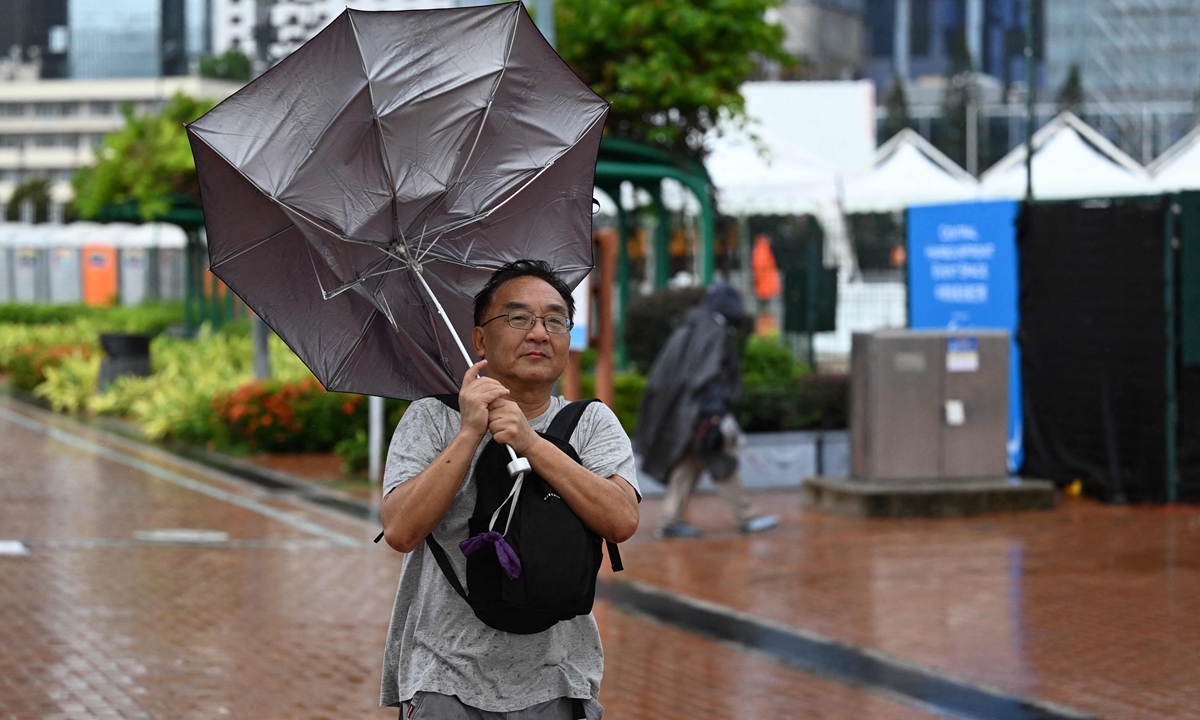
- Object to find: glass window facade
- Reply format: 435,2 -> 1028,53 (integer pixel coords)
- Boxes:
69,0 -> 161,78
1044,0 -> 1200,103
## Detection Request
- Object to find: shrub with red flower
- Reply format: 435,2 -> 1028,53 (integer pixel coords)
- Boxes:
8,343 -> 94,390
212,377 -> 367,452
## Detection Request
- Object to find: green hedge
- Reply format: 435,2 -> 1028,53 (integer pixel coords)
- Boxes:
0,302 -> 183,334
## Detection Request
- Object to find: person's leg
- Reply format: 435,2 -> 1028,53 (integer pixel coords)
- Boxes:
712,469 -> 758,526
712,462 -> 779,533
657,453 -> 702,534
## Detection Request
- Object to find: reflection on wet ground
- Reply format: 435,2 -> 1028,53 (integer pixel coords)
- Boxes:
2,397 -> 1198,720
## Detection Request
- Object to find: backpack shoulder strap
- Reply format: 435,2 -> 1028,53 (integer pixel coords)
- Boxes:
545,398 -> 600,442
424,536 -> 467,600
546,398 -> 624,574
371,533 -> 472,599
433,393 -> 459,411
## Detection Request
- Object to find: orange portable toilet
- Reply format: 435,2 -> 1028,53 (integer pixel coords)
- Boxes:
82,244 -> 118,306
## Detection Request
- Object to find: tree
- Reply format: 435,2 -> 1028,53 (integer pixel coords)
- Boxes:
555,0 -> 792,159
199,49 -> 253,82
880,74 -> 910,142
4,178 -> 51,222
73,93 -> 214,221
1056,63 -> 1084,115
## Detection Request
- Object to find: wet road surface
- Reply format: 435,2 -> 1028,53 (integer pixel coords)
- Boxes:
3,396 -> 1198,719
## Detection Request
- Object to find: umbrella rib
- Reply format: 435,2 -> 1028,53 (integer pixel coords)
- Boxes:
275,82 -> 379,207
395,6 -> 518,252
319,253 -> 402,299
412,109 -> 609,251
419,254 -> 594,276
192,133 -> 386,254
448,9 -> 519,191
328,307 -> 382,390
208,224 -> 295,268
346,11 -> 408,256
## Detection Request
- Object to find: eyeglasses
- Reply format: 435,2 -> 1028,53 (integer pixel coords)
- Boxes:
482,311 -> 573,335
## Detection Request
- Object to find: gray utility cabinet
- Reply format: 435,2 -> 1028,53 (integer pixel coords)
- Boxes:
850,330 -> 1008,481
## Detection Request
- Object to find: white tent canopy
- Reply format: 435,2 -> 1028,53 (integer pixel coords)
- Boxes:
1149,125 -> 1200,192
705,127 -> 839,217
842,129 -> 978,213
979,113 -> 1153,200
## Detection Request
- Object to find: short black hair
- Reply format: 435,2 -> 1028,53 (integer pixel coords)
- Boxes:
473,259 -> 575,327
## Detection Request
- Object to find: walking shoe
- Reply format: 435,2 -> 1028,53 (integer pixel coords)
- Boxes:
739,515 -> 779,534
655,522 -> 703,539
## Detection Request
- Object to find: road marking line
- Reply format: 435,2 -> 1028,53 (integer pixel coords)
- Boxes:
0,540 -> 29,555
0,406 -> 361,547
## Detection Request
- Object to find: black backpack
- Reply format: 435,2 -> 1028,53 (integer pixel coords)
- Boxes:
378,396 -> 624,635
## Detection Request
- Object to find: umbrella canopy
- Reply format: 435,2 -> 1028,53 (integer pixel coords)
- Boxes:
186,2 -> 608,400
842,129 -> 978,213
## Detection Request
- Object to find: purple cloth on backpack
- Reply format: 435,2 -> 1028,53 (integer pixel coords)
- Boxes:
460,531 -> 522,580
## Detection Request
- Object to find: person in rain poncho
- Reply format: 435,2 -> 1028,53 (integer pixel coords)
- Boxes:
634,282 -> 779,538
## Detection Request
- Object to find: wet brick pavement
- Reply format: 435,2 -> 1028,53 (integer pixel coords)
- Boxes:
0,400 -> 937,720
622,488 -> 1200,720
4,397 -> 1199,719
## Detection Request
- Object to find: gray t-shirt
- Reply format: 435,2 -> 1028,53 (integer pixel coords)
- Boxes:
380,395 -> 639,712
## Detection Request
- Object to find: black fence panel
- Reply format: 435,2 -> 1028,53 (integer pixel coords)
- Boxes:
1177,192 -> 1200,500
1018,199 -> 1168,503
1181,367 -> 1200,501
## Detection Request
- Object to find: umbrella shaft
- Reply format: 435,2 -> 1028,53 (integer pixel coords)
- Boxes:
414,270 -> 474,369
413,270 -> 521,466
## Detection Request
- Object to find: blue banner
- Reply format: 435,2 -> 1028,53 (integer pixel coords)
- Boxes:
907,200 -> 1022,472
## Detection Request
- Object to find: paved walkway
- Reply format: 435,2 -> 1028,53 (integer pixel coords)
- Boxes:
623,485 -> 1200,720
1,397 -> 1197,720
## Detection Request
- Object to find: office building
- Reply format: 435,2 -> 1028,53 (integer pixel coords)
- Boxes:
265,0 -> 457,65
1044,0 -> 1200,104
211,0 -> 257,57
772,0 -> 867,81
0,77 -> 242,204
863,0 -> 1039,91
0,0 -> 70,79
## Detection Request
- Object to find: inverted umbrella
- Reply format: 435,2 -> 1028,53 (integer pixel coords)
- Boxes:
186,2 -> 608,408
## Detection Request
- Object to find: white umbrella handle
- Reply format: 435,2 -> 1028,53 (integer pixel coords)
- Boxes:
414,271 -> 531,478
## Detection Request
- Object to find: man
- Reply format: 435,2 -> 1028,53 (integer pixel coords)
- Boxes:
379,260 -> 640,720
635,282 -> 778,539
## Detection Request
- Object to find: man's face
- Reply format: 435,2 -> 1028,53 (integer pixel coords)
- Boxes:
472,276 -> 571,390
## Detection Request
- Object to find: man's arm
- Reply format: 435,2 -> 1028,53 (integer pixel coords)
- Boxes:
526,439 -> 640,543
380,430 -> 481,553
380,360 -> 509,553
487,401 -> 639,543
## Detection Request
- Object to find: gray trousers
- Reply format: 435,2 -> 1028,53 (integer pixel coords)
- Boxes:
400,692 -> 603,720
658,450 -> 757,529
